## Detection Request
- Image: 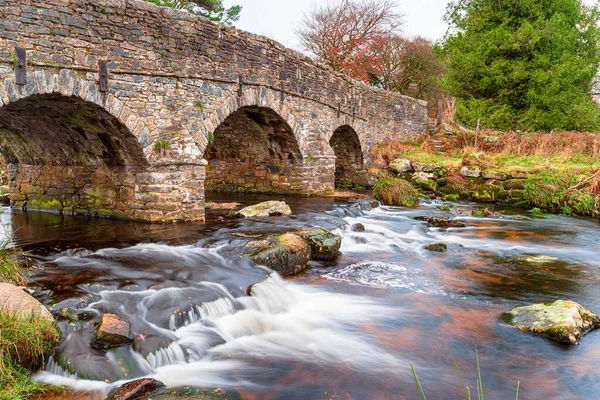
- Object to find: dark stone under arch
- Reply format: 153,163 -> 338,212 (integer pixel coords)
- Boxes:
0,94 -> 147,167
204,106 -> 305,194
329,125 -> 365,187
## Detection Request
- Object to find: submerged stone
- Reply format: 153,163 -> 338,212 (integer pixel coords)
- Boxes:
521,255 -> 558,264
105,378 -> 166,400
296,228 -> 342,260
234,201 -> 292,218
414,216 -> 466,228
351,223 -> 365,232
244,233 -> 310,276
91,313 -> 134,349
506,300 -> 600,344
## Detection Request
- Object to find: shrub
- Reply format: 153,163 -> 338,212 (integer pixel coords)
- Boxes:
373,177 -> 419,207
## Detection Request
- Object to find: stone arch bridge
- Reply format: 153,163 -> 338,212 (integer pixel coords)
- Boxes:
0,0 -> 427,222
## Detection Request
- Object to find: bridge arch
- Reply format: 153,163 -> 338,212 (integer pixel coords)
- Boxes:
0,72 -> 158,220
329,125 -> 366,187
201,87 -> 334,195
203,104 -> 304,194
0,70 -> 154,161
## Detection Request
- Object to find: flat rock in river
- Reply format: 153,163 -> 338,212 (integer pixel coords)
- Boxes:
506,300 -> 600,344
234,201 -> 292,218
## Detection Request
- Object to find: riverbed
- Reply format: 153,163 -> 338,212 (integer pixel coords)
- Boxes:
5,194 -> 600,399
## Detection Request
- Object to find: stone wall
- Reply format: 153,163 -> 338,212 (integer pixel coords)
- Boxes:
0,0 -> 427,221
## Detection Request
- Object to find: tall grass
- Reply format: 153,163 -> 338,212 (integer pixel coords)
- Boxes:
0,227 -> 60,399
0,311 -> 60,400
410,351 -> 520,400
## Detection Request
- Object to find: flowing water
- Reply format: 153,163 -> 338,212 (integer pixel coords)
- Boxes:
5,194 -> 600,399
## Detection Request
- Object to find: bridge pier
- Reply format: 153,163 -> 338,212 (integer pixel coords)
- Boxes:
9,161 -> 205,223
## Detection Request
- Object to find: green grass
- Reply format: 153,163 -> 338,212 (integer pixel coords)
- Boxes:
0,236 -> 61,399
371,141 -> 599,175
411,351 -> 520,400
0,249 -> 24,286
373,177 -> 419,207
0,309 -> 61,399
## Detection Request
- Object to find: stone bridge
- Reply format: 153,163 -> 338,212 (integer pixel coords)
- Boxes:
0,0 -> 427,222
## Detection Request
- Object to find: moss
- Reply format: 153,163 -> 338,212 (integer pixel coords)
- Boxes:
444,194 -> 460,202
568,192 -> 596,215
426,243 -> 447,252
373,177 -> 419,207
27,197 -> 62,211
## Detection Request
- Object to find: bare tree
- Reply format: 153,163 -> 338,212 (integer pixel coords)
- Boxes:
297,0 -> 404,82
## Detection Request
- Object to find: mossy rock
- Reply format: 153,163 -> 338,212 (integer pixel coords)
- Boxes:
509,189 -> 525,199
496,189 -> 509,200
296,228 -> 342,261
244,233 -> 310,276
504,179 -> 526,190
436,177 -> 449,186
414,216 -> 466,228
439,185 -> 458,195
444,194 -> 460,202
426,243 -> 447,252
505,300 -> 600,344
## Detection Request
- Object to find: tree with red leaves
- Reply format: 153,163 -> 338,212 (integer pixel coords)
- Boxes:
297,0 -> 403,83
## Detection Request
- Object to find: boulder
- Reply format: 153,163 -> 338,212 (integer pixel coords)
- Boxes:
412,162 -> 441,173
91,313 -> 134,349
0,283 -> 53,321
414,216 -> 466,228
427,243 -> 447,252
460,166 -> 481,178
412,172 -> 437,191
506,300 -> 600,344
351,223 -> 365,232
389,159 -> 412,173
482,170 -> 507,180
296,228 -> 342,260
234,201 -> 292,218
105,378 -> 166,400
244,233 -> 311,276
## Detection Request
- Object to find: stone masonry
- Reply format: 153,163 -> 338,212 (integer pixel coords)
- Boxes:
0,0 -> 427,222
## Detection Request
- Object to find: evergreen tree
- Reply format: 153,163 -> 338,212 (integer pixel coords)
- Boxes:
145,0 -> 241,24
438,0 -> 600,131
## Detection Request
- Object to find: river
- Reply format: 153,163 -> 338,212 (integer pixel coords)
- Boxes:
5,194 -> 600,399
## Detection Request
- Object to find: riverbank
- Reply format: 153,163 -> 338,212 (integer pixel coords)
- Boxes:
0,244 -> 60,400
369,131 -> 600,216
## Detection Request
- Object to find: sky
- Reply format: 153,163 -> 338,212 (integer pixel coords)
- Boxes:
230,0 -> 450,51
